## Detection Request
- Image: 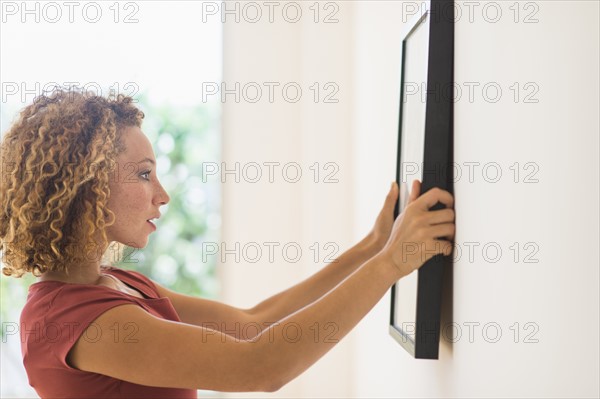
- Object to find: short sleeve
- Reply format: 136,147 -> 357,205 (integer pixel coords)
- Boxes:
46,286 -> 142,369
21,279 -> 195,399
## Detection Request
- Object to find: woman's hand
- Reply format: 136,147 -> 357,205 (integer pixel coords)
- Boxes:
364,181 -> 420,253
379,182 -> 455,278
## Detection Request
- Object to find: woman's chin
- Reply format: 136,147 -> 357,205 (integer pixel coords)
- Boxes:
131,240 -> 149,249
115,238 -> 148,250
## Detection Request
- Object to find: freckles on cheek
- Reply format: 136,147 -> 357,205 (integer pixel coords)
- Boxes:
108,181 -> 140,215
122,182 -> 150,211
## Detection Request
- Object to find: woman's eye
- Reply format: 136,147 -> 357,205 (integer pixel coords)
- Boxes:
140,171 -> 151,180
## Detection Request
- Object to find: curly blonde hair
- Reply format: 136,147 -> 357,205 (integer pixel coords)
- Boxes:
0,87 -> 144,278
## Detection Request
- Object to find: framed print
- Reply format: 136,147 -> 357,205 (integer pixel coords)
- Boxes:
389,0 -> 454,359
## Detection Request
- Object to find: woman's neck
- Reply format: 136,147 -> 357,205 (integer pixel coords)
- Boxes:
37,263 -> 110,285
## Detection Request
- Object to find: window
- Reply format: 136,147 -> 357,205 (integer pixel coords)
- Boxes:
0,2 -> 222,396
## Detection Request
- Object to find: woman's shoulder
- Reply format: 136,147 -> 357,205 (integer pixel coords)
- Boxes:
21,275 -> 139,323
21,266 -> 161,324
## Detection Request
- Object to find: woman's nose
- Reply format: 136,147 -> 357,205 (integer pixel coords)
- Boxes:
155,182 -> 170,205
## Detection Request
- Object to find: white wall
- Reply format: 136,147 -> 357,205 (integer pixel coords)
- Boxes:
221,1 -> 599,397
220,3 -> 356,397
351,1 -> 599,398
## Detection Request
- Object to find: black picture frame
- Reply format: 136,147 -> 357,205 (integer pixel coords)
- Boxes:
389,0 -> 454,359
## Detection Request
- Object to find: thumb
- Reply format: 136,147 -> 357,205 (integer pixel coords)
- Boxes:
384,182 -> 399,209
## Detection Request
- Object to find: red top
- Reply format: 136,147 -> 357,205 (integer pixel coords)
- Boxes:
20,266 -> 198,399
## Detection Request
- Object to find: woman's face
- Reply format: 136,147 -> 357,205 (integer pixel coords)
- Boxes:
105,126 -> 170,248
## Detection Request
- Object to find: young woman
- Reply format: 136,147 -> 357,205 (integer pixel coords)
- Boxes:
0,88 -> 455,398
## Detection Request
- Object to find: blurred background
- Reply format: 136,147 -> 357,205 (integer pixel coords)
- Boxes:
1,1 -> 599,398
0,2 -> 222,397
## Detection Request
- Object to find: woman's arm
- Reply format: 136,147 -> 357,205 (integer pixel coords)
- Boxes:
247,182 -> 405,326
71,252 -> 401,392
249,185 -> 455,389
156,182 -> 429,336
68,185 -> 454,392
154,183 -> 402,336
153,237 -> 378,339
246,237 -> 379,324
